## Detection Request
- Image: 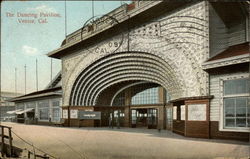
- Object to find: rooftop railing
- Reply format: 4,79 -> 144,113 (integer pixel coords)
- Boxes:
62,1 -> 160,46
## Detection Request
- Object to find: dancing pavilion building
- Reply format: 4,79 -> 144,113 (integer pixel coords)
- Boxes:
48,1 -> 250,141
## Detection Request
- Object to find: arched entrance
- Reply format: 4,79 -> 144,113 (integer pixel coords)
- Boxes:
69,51 -> 184,106
94,81 -> 171,129
68,51 -> 182,128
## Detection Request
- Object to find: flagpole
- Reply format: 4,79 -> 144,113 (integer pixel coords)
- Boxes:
24,65 -> 26,94
0,0 -> 2,108
65,0 -> 67,38
15,68 -> 17,95
51,59 -> 52,83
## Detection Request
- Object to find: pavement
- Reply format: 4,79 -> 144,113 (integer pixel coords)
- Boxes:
1,122 -> 249,159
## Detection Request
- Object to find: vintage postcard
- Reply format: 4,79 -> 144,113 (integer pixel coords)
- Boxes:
0,1 -> 249,159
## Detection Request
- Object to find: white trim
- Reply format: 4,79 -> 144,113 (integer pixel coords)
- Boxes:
219,75 -> 250,132
202,54 -> 250,70
204,54 -> 250,65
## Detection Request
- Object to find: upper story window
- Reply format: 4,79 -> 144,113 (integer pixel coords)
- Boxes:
223,78 -> 249,129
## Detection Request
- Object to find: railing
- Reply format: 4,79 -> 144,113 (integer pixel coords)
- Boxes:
0,125 -> 13,157
63,1 -> 158,46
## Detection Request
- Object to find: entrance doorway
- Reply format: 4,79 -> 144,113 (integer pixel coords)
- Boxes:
131,108 -> 158,129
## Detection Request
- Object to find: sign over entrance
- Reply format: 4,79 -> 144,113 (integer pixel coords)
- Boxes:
78,111 -> 101,120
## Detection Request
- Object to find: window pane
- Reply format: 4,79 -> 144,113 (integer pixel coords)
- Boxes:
52,100 -> 60,107
224,98 -> 235,117
225,118 -> 235,127
52,108 -> 60,122
236,108 -> 246,117
224,79 -> 249,95
236,118 -> 246,127
225,108 -> 235,117
38,101 -> 49,108
39,108 -> 49,120
236,98 -> 247,117
131,85 -> 159,105
236,98 -> 247,108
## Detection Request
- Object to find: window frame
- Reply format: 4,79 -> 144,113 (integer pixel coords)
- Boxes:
38,100 -> 50,121
219,75 -> 250,132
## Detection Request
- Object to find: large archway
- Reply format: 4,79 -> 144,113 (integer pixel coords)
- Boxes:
69,51 -> 185,106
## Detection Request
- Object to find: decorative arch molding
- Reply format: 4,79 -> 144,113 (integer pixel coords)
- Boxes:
69,51 -> 185,106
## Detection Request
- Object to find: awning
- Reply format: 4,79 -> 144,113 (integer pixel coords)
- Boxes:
6,109 -> 23,114
15,108 -> 34,115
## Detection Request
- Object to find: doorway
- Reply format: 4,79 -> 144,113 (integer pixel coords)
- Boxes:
131,108 -> 158,129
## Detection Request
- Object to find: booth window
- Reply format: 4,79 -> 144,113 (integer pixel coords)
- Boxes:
223,78 -> 249,129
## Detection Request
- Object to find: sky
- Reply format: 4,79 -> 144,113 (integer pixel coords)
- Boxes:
1,1 -> 130,94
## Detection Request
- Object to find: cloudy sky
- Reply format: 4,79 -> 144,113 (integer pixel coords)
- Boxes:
2,1 -> 129,94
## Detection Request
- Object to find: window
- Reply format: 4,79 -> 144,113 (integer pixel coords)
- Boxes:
52,108 -> 60,122
16,103 -> 24,110
51,99 -> 61,122
223,78 -> 249,130
38,100 -> 49,120
112,92 -> 125,106
131,86 -> 159,105
165,91 -> 171,103
26,102 -> 36,109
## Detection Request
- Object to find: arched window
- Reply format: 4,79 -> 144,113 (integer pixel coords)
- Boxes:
112,83 -> 169,106
131,86 -> 159,105
112,92 -> 125,106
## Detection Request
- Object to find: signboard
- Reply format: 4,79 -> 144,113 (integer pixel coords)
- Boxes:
188,104 -> 206,121
181,105 -> 185,120
70,109 -> 78,119
78,111 -> 101,120
62,109 -> 68,119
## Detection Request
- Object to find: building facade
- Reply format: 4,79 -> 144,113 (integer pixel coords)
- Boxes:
10,73 -> 62,125
0,92 -> 22,121
48,1 -> 249,141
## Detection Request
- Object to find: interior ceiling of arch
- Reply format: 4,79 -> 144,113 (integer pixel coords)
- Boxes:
69,51 -> 184,106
